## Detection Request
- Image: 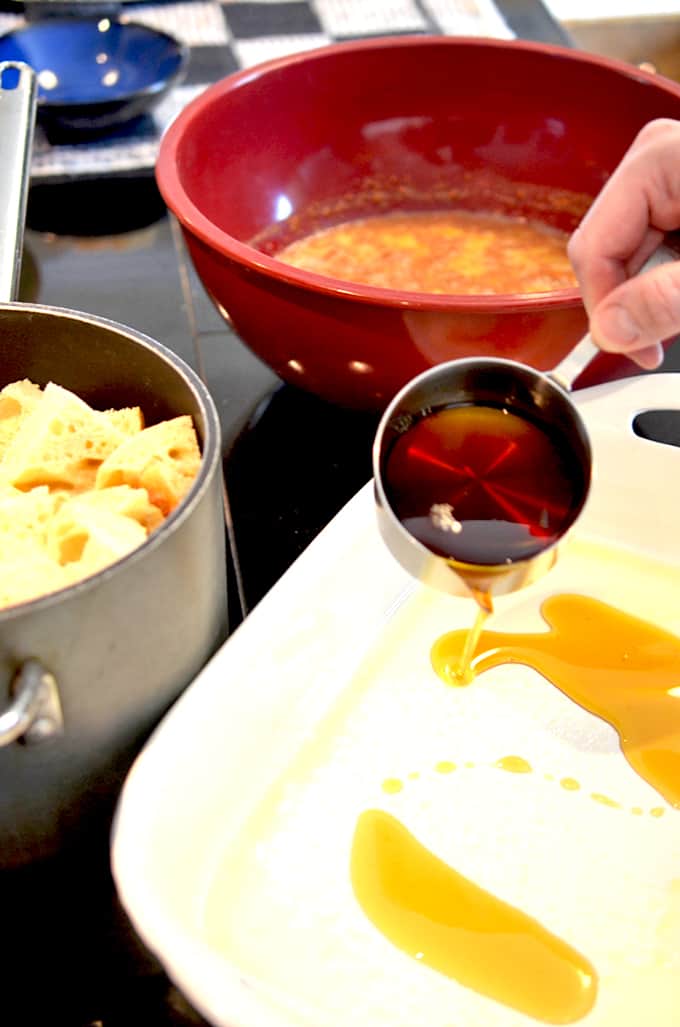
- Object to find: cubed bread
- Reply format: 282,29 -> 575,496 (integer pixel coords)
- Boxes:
0,553 -> 68,609
0,379 -> 43,419
1,382 -> 126,492
0,379 -> 44,460
72,484 -> 164,533
0,381 -> 201,611
95,415 -> 201,515
48,500 -> 148,571
0,486 -> 62,559
105,406 -> 145,436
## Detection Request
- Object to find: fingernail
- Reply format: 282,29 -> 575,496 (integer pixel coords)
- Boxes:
596,305 -> 640,347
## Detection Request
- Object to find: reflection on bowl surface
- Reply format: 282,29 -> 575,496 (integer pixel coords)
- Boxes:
0,17 -> 187,134
156,35 -> 680,410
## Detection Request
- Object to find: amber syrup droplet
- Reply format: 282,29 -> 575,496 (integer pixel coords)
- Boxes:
495,755 -> 533,774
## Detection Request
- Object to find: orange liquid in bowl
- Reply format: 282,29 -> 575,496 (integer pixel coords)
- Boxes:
275,210 -> 577,295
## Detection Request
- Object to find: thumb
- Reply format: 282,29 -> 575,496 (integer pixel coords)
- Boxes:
590,261 -> 680,368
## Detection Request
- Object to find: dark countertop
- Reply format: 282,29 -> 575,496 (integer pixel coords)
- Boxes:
3,3 -> 679,1024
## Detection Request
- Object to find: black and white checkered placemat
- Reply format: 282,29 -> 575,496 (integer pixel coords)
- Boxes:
0,0 -> 513,180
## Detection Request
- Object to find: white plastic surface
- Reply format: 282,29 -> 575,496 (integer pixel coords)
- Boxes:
112,373 -> 680,1027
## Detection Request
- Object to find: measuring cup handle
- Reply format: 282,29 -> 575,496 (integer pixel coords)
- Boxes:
549,333 -> 600,392
0,62 -> 37,303
550,234 -> 680,392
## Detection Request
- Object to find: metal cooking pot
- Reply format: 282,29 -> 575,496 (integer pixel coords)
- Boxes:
0,62 -> 227,867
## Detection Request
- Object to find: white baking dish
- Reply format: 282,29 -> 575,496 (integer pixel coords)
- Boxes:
112,373 -> 680,1027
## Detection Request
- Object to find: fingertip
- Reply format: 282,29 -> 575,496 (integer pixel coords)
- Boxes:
590,304 -> 663,369
592,304 -> 641,349
629,343 -> 664,370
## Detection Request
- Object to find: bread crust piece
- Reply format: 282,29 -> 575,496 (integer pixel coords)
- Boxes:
96,415 -> 201,516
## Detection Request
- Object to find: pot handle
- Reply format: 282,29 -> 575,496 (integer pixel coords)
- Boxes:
0,61 -> 37,303
0,660 -> 64,747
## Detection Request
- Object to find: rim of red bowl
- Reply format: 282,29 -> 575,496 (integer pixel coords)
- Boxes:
156,34 -> 680,314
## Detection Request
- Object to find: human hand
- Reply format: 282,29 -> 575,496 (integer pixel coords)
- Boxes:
567,118 -> 680,369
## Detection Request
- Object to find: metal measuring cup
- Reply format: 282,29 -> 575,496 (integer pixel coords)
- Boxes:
373,241 -> 679,607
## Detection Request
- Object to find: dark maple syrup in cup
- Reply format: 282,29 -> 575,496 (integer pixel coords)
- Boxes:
381,402 -> 588,568
374,358 -> 592,685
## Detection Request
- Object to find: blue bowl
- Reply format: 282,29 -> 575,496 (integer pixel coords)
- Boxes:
0,17 -> 188,137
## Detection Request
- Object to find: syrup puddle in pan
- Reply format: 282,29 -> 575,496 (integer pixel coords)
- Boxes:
350,556 -> 680,1022
432,593 -> 680,809
351,808 -> 598,1024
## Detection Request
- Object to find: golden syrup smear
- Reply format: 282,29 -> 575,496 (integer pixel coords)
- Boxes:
351,809 -> 598,1024
432,593 -> 680,808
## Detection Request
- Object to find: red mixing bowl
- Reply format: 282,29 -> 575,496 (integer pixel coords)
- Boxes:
157,35 -> 680,411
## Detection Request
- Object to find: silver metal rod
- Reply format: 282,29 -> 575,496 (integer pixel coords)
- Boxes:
0,62 -> 37,303
550,333 -> 600,392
